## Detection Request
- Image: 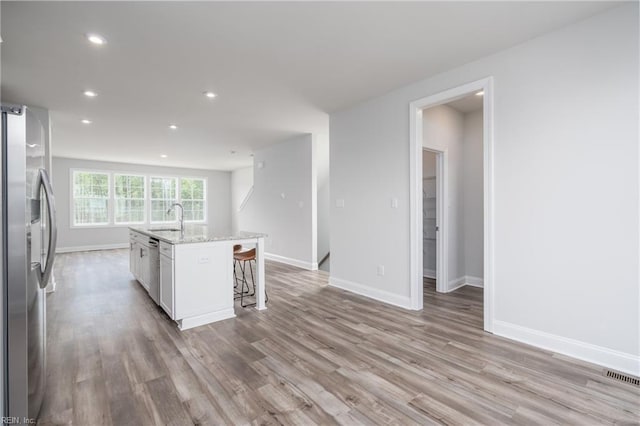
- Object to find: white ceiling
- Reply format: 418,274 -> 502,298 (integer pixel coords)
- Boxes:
1,2 -> 617,171
447,93 -> 484,114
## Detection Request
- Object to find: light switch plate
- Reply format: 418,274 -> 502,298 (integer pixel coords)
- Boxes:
336,199 -> 345,208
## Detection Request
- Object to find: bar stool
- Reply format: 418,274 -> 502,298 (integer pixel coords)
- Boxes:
233,246 -> 268,307
233,244 -> 242,291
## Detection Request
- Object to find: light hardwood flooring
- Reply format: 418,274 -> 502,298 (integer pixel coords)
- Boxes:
39,249 -> 639,425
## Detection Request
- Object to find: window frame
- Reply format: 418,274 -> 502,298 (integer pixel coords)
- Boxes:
178,176 -> 208,224
70,169 -> 112,228
149,175 -> 179,225
113,172 -> 147,225
69,169 -> 209,228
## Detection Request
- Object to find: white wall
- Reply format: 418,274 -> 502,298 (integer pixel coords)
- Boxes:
330,5 -> 639,374
231,166 -> 254,232
237,134 -> 318,269
53,157 -> 232,251
422,150 -> 436,179
463,110 -> 484,280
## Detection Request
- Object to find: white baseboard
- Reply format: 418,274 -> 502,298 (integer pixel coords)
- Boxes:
329,276 -> 412,309
423,268 -> 436,279
265,252 -> 318,271
465,275 -> 484,288
447,276 -> 467,292
446,275 -> 484,292
56,243 -> 129,253
493,320 -> 640,377
177,308 -> 236,331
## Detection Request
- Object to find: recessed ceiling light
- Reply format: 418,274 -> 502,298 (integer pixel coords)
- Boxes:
204,91 -> 217,99
475,91 -> 484,96
81,119 -> 92,124
27,143 -> 37,148
160,154 -> 168,158
87,34 -> 107,45
83,90 -> 98,97
230,150 -> 236,155
169,124 -> 178,130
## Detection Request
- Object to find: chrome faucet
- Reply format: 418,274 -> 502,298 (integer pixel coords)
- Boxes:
167,202 -> 185,237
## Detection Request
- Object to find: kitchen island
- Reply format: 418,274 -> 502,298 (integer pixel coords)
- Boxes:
129,225 -> 266,330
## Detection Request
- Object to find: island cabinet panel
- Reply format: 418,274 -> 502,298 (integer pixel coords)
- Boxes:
129,230 -> 147,286
159,241 -> 174,258
129,240 -> 137,276
159,252 -> 174,319
174,243 -> 234,320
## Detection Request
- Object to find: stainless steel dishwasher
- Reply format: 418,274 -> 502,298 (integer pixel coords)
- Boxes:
147,238 -> 160,304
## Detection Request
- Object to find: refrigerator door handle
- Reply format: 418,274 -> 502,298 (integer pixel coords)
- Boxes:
37,168 -> 57,288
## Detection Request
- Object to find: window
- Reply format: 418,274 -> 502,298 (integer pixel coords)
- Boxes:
150,177 -> 178,223
70,169 -> 208,227
114,174 -> 145,224
180,177 -> 206,222
72,171 -> 110,226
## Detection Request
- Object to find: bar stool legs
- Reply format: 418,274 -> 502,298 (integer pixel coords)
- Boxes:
237,259 -> 268,308
233,246 -> 268,308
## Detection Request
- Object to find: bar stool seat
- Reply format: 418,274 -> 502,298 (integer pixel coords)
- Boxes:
234,248 -> 255,262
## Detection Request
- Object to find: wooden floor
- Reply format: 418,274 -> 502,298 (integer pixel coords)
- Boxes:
39,250 -> 639,425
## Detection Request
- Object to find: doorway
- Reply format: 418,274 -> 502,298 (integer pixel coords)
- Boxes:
421,149 -> 446,293
410,78 -> 494,332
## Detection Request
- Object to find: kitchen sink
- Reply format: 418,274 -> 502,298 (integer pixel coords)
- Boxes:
149,227 -> 181,232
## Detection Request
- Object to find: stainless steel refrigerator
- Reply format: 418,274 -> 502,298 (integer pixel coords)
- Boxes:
1,105 -> 57,421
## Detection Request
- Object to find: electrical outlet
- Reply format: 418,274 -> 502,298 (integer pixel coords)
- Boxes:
336,199 -> 345,208
377,265 -> 385,276
391,198 -> 398,208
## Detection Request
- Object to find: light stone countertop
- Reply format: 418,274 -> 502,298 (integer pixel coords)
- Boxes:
129,225 -> 266,245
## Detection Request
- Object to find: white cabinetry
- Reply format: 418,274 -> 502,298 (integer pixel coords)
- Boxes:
129,240 -> 137,276
129,231 -> 149,290
174,243 -> 233,321
159,242 -> 174,319
128,227 -> 266,331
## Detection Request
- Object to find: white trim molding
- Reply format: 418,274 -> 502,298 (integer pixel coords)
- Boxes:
329,277 -> 412,310
409,76 -> 495,332
447,276 -> 467,293
178,308 -> 235,331
237,186 -> 254,212
493,320 -> 640,377
465,275 -> 484,288
446,275 -> 485,292
264,252 -> 318,271
56,243 -> 129,253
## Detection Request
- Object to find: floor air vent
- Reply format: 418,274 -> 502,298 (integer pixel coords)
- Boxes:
605,370 -> 640,386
